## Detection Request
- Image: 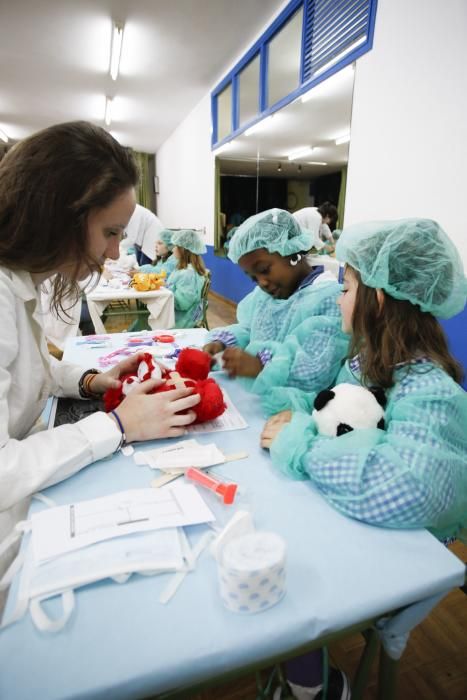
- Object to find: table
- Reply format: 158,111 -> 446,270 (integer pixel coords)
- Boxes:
0,331 -> 464,700
86,286 -> 175,333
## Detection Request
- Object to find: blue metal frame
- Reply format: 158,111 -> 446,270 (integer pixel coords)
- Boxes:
211,0 -> 378,149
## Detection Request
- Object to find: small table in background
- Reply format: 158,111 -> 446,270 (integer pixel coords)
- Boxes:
86,286 -> 175,333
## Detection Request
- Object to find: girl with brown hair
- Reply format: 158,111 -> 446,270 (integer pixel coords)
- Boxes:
261,218 -> 467,541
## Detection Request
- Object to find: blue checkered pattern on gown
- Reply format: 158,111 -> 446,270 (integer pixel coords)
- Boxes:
303,360 -> 466,531
210,329 -> 237,347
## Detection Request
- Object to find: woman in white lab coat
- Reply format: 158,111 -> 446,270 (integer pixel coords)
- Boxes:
0,122 -> 200,607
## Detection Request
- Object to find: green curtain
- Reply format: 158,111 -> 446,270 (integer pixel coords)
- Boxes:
337,165 -> 347,229
132,150 -> 152,209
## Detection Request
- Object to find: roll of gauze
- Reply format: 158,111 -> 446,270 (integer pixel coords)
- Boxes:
218,531 -> 286,613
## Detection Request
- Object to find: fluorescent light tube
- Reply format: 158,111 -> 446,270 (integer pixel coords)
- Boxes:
287,146 -> 313,161
0,128 -> 8,143
104,96 -> 113,126
110,22 -> 124,81
335,133 -> 350,145
306,161 -> 327,166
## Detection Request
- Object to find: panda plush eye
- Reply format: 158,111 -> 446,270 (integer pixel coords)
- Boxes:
312,383 -> 386,437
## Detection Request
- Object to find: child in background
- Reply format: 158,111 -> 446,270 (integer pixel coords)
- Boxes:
138,229 -> 177,277
262,218 -> 467,700
203,208 -> 348,401
167,229 -> 207,328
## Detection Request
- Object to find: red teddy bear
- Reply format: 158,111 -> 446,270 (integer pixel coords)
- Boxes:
104,348 -> 226,424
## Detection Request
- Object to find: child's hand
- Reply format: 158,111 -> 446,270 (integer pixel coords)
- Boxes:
260,411 -> 292,449
222,348 -> 262,378
203,341 -> 225,356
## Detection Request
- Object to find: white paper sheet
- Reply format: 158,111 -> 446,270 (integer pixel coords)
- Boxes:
31,483 -> 215,563
135,440 -> 226,471
185,390 -> 248,434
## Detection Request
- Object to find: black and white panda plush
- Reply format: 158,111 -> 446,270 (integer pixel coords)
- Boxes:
312,383 -> 386,437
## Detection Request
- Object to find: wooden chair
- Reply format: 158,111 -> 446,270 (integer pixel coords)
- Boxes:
195,271 -> 211,330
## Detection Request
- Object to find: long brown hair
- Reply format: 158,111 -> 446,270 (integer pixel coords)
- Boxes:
176,247 -> 206,276
348,267 -> 463,387
0,121 -> 139,315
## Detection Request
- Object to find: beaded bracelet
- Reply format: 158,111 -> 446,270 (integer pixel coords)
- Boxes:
78,368 -> 101,399
110,409 -> 127,451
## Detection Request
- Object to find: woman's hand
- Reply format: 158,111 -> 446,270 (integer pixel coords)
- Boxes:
89,353 -> 163,395
260,410 -> 293,449
109,378 -> 201,442
222,348 -> 262,378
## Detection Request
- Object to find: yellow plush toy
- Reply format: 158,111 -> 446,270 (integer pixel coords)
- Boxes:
130,270 -> 166,292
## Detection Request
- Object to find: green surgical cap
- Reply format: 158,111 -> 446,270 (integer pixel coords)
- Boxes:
159,229 -> 174,250
336,218 -> 467,318
227,208 -> 313,263
171,229 -> 207,255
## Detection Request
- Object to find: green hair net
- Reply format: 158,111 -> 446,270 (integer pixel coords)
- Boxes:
159,229 -> 174,250
336,219 -> 467,318
227,208 -> 313,263
171,229 -> 207,255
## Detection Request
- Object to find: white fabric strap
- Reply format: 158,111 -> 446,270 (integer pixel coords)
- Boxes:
159,530 -> 214,605
0,520 -> 30,561
33,492 -> 58,508
29,590 -> 75,633
0,547 -> 27,591
0,545 -> 36,630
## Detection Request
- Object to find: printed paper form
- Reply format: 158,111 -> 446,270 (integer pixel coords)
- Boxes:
31,483 -> 215,564
185,389 -> 248,434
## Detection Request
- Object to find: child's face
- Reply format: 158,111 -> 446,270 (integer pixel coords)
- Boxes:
155,240 -> 169,257
338,267 -> 358,333
238,248 -> 304,299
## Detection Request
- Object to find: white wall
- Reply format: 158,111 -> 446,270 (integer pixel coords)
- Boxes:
156,0 -> 291,246
157,0 -> 467,264
156,95 -> 215,244
346,0 -> 467,264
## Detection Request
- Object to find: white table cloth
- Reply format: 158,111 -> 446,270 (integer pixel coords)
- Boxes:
86,286 -> 175,333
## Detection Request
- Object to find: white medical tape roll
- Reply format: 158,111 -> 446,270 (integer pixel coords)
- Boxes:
218,531 -> 286,614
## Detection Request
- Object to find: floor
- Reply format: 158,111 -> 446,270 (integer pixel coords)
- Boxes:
76,293 -> 467,699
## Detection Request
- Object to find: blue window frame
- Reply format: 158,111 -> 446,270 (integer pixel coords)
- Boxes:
211,0 -> 377,148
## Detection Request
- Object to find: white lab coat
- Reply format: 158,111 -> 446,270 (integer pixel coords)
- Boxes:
125,204 -> 164,260
292,208 -> 326,248
0,267 -> 121,608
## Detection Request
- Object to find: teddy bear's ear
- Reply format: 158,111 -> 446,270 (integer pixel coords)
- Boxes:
368,386 -> 387,408
314,389 -> 335,411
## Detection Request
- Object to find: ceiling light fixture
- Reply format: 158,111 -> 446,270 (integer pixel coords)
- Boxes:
0,128 -> 8,143
245,115 -> 274,137
306,161 -> 328,166
287,146 -> 313,161
104,96 -> 113,126
335,133 -> 351,145
110,22 -> 124,81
